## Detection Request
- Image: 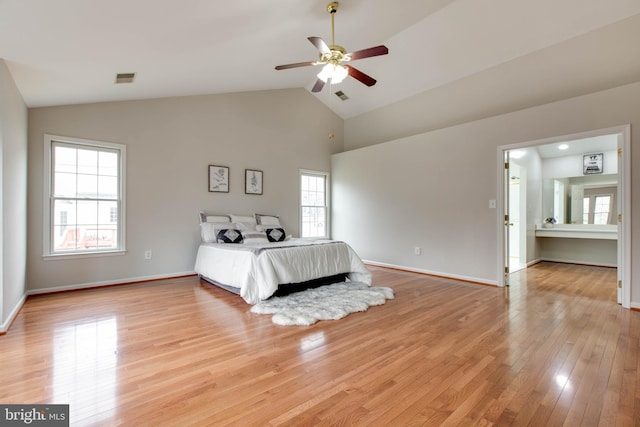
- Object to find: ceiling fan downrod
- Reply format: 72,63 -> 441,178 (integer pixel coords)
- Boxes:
328,2 -> 339,47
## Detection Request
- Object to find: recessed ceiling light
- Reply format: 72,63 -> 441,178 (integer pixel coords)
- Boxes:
558,144 -> 569,150
115,73 -> 136,84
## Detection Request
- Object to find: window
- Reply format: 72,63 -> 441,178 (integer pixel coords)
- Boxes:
300,170 -> 329,238
59,211 -> 68,233
109,207 -> 118,223
44,134 -> 126,257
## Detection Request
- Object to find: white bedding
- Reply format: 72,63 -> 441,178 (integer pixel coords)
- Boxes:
194,238 -> 372,304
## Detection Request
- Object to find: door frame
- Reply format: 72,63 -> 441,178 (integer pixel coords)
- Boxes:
496,125 -> 631,309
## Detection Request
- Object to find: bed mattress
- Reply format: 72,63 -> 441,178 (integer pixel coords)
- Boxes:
194,238 -> 372,304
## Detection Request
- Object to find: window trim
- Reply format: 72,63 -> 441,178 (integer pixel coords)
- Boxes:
43,134 -> 127,259
299,169 -> 330,238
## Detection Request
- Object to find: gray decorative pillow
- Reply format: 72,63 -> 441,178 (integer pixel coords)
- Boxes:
265,227 -> 286,242
199,212 -> 231,224
241,230 -> 269,244
216,229 -> 243,244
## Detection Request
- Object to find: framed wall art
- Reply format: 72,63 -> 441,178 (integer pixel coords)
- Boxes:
208,165 -> 229,192
583,153 -> 603,175
245,169 -> 263,195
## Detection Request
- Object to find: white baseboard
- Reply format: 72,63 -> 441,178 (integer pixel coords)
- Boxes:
27,271 -> 197,296
538,257 -> 616,268
2,271 -> 196,334
363,260 -> 499,287
1,293 -> 27,334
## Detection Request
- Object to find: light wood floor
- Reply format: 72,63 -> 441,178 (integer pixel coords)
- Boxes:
1,262 -> 637,426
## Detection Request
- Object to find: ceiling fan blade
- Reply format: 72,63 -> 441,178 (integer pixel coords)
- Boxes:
311,79 -> 325,93
348,45 -> 389,61
308,37 -> 331,55
275,61 -> 317,71
345,65 -> 377,87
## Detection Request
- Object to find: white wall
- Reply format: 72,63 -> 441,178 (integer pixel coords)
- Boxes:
538,238 -> 617,267
332,121 -> 500,284
27,89 -> 343,292
542,150 -> 618,179
332,82 -> 640,303
343,14 -> 640,151
0,59 -> 28,331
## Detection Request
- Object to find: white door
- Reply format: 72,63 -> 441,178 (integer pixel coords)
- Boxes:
508,163 -> 528,273
509,165 -> 521,271
617,142 -> 623,304
503,151 -> 510,286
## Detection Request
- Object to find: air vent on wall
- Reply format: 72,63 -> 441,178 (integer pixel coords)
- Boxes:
115,73 -> 136,84
335,90 -> 349,101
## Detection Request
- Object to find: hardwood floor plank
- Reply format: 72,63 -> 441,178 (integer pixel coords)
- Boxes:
1,262 -> 636,425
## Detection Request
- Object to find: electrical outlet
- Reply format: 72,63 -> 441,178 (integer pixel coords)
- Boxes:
489,199 -> 497,209
414,247 -> 421,255
144,250 -> 152,260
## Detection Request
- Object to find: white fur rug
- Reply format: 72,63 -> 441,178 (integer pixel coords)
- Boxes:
250,282 -> 394,326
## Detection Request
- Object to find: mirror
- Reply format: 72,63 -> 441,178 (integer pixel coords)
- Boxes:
542,174 -> 617,224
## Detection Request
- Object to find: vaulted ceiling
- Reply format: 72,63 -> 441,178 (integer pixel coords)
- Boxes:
1,0 -> 639,119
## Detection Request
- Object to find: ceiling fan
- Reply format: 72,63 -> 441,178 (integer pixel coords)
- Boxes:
275,2 -> 389,93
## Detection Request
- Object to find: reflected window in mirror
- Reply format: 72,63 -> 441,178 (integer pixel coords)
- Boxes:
553,180 -> 565,224
583,193 -> 613,224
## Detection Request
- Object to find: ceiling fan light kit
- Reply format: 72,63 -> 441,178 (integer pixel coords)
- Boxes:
318,63 -> 348,83
274,2 -> 388,92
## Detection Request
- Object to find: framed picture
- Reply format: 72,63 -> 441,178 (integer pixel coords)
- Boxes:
208,165 -> 229,192
245,169 -> 263,195
583,153 -> 603,175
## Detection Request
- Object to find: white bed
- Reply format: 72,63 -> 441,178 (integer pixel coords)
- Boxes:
194,212 -> 372,304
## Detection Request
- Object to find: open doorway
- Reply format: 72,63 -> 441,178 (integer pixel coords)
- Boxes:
497,125 -> 631,308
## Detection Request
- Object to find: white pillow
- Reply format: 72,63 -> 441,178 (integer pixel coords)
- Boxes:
256,224 -> 280,231
200,222 -> 236,243
241,230 -> 269,244
231,214 -> 257,229
255,213 -> 281,226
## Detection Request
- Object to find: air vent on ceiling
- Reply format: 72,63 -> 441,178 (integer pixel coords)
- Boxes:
334,90 -> 349,101
115,73 -> 136,84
